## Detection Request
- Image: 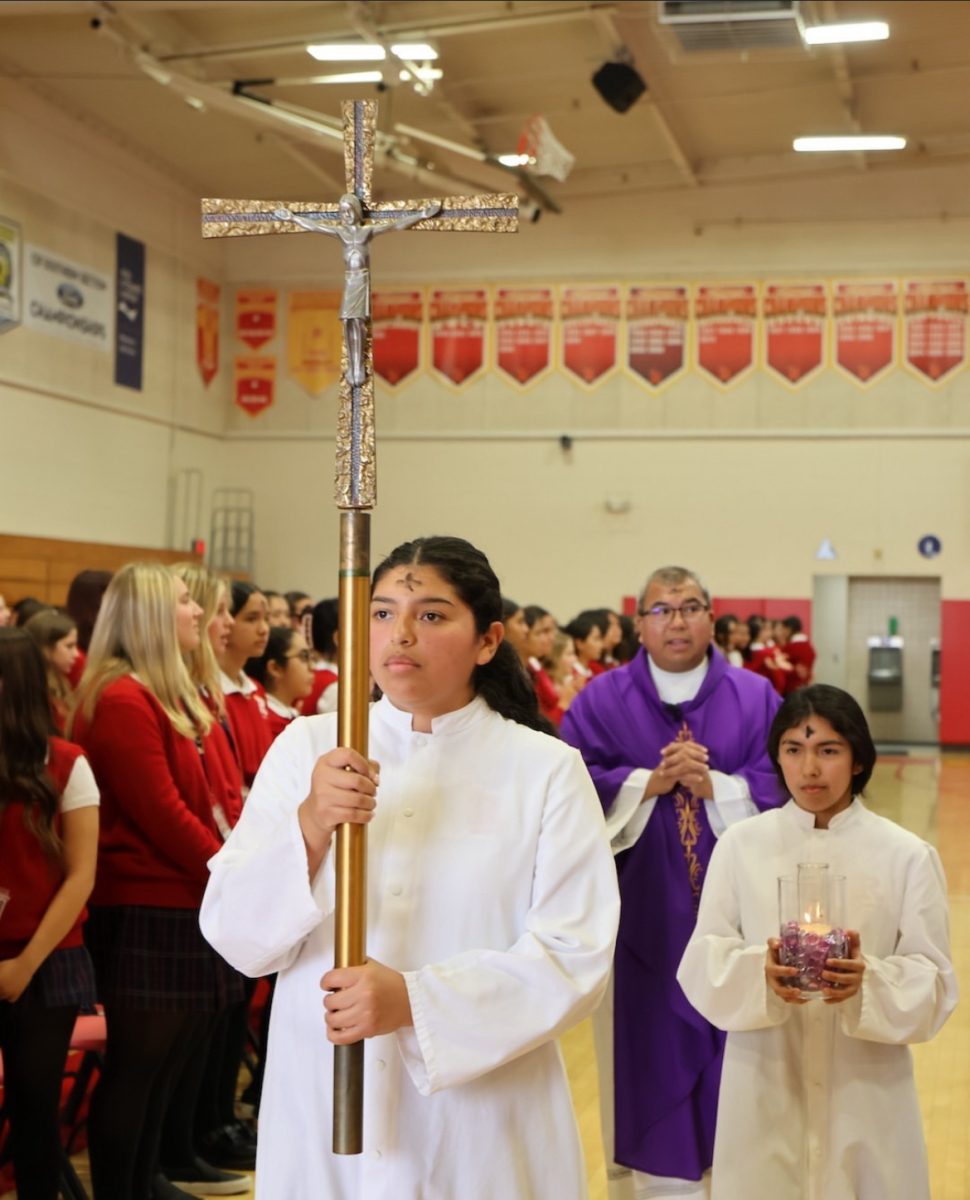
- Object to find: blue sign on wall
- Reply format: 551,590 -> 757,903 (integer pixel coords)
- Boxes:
918,534 -> 942,559
114,232 -> 145,390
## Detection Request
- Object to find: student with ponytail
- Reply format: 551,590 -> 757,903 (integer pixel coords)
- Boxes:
201,535 -> 620,1200
0,629 -> 99,1200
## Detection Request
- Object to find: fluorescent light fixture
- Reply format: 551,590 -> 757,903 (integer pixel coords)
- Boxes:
398,67 -> 443,82
306,43 -> 386,61
309,70 -> 384,85
794,135 -> 906,152
803,21 -> 889,45
391,43 -> 438,60
498,153 -> 533,167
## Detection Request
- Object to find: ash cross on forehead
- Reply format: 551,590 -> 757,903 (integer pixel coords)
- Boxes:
399,571 -> 421,592
805,723 -> 816,738
200,99 -> 518,511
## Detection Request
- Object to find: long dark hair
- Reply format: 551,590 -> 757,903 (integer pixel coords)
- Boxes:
66,569 -> 113,651
0,629 -> 61,858
768,684 -> 876,794
372,537 -> 554,735
247,625 -> 297,690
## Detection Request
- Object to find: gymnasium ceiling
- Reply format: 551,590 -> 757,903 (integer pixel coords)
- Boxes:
1,0 -> 970,217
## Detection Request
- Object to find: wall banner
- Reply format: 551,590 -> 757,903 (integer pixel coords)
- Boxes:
762,283 -> 827,387
694,284 -> 757,386
373,289 -> 424,387
493,286 -> 554,387
833,280 -> 898,385
114,232 -> 145,390
904,280 -> 967,384
235,287 -> 277,349
429,288 -> 488,386
23,244 -> 112,352
625,285 -> 688,389
196,278 -> 220,387
560,285 -> 620,386
287,290 -> 341,396
0,216 -> 22,335
234,355 -> 275,416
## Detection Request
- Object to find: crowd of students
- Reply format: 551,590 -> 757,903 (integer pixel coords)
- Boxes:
0,559 -> 954,1200
0,569 -> 338,1200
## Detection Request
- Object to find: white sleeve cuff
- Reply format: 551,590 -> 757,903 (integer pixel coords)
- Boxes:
60,755 -> 101,813
704,771 -> 757,838
607,769 -> 657,853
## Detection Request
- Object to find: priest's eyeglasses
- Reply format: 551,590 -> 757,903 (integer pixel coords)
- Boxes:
639,601 -> 710,623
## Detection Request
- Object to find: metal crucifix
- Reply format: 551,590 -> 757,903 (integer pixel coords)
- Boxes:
201,99 -> 517,1155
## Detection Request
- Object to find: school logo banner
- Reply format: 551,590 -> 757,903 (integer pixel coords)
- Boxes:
625,285 -> 688,389
0,217 -> 22,335
762,283 -> 827,387
493,286 -> 554,387
235,287 -> 277,350
695,284 -> 757,386
287,290 -> 342,396
23,244 -> 112,352
560,285 -> 620,387
833,281 -> 898,386
904,280 -> 967,384
429,288 -> 488,386
114,232 -> 145,390
373,289 -> 424,387
234,355 -> 275,416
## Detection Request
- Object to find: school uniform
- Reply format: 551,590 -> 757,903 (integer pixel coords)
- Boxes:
221,670 -> 274,791
299,660 -> 339,717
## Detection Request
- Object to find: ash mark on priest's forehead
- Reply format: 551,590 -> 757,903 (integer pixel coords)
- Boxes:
396,571 -> 421,592
804,723 -> 816,739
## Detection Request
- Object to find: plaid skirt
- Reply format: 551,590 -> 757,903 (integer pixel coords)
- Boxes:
32,944 -> 98,1010
85,905 -> 245,1012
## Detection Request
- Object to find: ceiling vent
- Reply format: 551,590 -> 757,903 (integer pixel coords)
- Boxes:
658,1 -> 806,53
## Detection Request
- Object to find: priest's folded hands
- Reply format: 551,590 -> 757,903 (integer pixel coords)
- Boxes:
646,738 -> 713,799
765,929 -> 866,1004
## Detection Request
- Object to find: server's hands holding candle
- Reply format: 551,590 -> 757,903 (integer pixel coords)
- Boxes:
819,929 -> 865,1003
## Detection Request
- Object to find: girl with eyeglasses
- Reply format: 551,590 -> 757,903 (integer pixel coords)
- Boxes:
219,582 -> 273,794
247,626 -> 315,741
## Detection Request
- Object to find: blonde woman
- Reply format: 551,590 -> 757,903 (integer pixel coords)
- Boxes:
69,563 -> 243,1200
24,608 -> 80,732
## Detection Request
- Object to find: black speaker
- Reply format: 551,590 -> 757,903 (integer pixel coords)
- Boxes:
592,61 -> 647,113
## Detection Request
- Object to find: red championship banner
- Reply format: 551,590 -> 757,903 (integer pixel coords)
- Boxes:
287,290 -> 341,396
196,277 -> 220,387
373,289 -> 423,387
429,288 -> 488,386
559,285 -> 620,386
904,280 -> 967,385
493,286 -> 554,387
833,281 -> 898,386
762,283 -> 827,387
235,287 -> 277,350
625,285 -> 688,389
234,355 -> 275,417
694,284 -> 757,386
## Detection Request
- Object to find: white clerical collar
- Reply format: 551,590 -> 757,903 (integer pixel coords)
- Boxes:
786,796 -> 863,830
377,692 -> 490,736
647,654 -> 709,705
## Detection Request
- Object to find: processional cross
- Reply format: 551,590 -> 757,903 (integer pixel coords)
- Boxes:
201,100 -> 517,1155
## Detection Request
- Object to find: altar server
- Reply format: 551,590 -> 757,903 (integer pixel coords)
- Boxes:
201,535 -> 619,1200
678,685 -> 957,1200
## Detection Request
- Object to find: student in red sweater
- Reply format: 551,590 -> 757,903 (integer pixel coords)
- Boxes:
523,604 -> 574,726
69,562 -> 243,1200
247,625 -> 314,740
218,582 -> 272,793
24,608 -> 81,732
299,597 -> 339,717
0,629 -> 99,1200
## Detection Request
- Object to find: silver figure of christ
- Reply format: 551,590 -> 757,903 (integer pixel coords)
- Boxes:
275,194 -> 440,386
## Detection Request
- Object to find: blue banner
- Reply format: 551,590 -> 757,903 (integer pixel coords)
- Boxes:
114,232 -> 145,389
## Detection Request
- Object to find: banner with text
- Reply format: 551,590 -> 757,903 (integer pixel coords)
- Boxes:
373,289 -> 423,387
695,284 -> 757,386
236,287 -> 277,349
114,232 -> 145,390
429,288 -> 488,386
493,286 -> 554,387
234,355 -> 276,416
196,278 -> 220,387
560,285 -> 620,386
833,280 -> 898,386
0,217 -> 22,335
23,244 -> 112,352
762,282 -> 827,387
904,279 -> 967,384
625,285 -> 688,389
287,291 -> 342,396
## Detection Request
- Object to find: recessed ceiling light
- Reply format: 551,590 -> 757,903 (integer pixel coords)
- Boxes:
306,44 -> 386,61
793,135 -> 906,152
306,70 -> 384,85
398,67 -> 443,82
803,21 -> 889,46
391,43 -> 438,60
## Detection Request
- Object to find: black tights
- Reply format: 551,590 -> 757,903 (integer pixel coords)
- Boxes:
0,989 -> 77,1200
87,1006 -> 210,1200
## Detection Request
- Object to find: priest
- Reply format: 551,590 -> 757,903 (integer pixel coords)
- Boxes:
561,565 -> 783,1199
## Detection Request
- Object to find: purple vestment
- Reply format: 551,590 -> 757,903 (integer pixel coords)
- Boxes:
561,648 -> 782,1180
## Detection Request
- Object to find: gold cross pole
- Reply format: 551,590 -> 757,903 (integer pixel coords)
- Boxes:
201,99 -> 517,1156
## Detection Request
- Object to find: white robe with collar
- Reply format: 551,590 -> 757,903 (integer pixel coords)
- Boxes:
677,799 -> 957,1200
201,694 -> 620,1200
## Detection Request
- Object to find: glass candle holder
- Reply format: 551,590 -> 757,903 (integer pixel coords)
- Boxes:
778,864 -> 847,999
